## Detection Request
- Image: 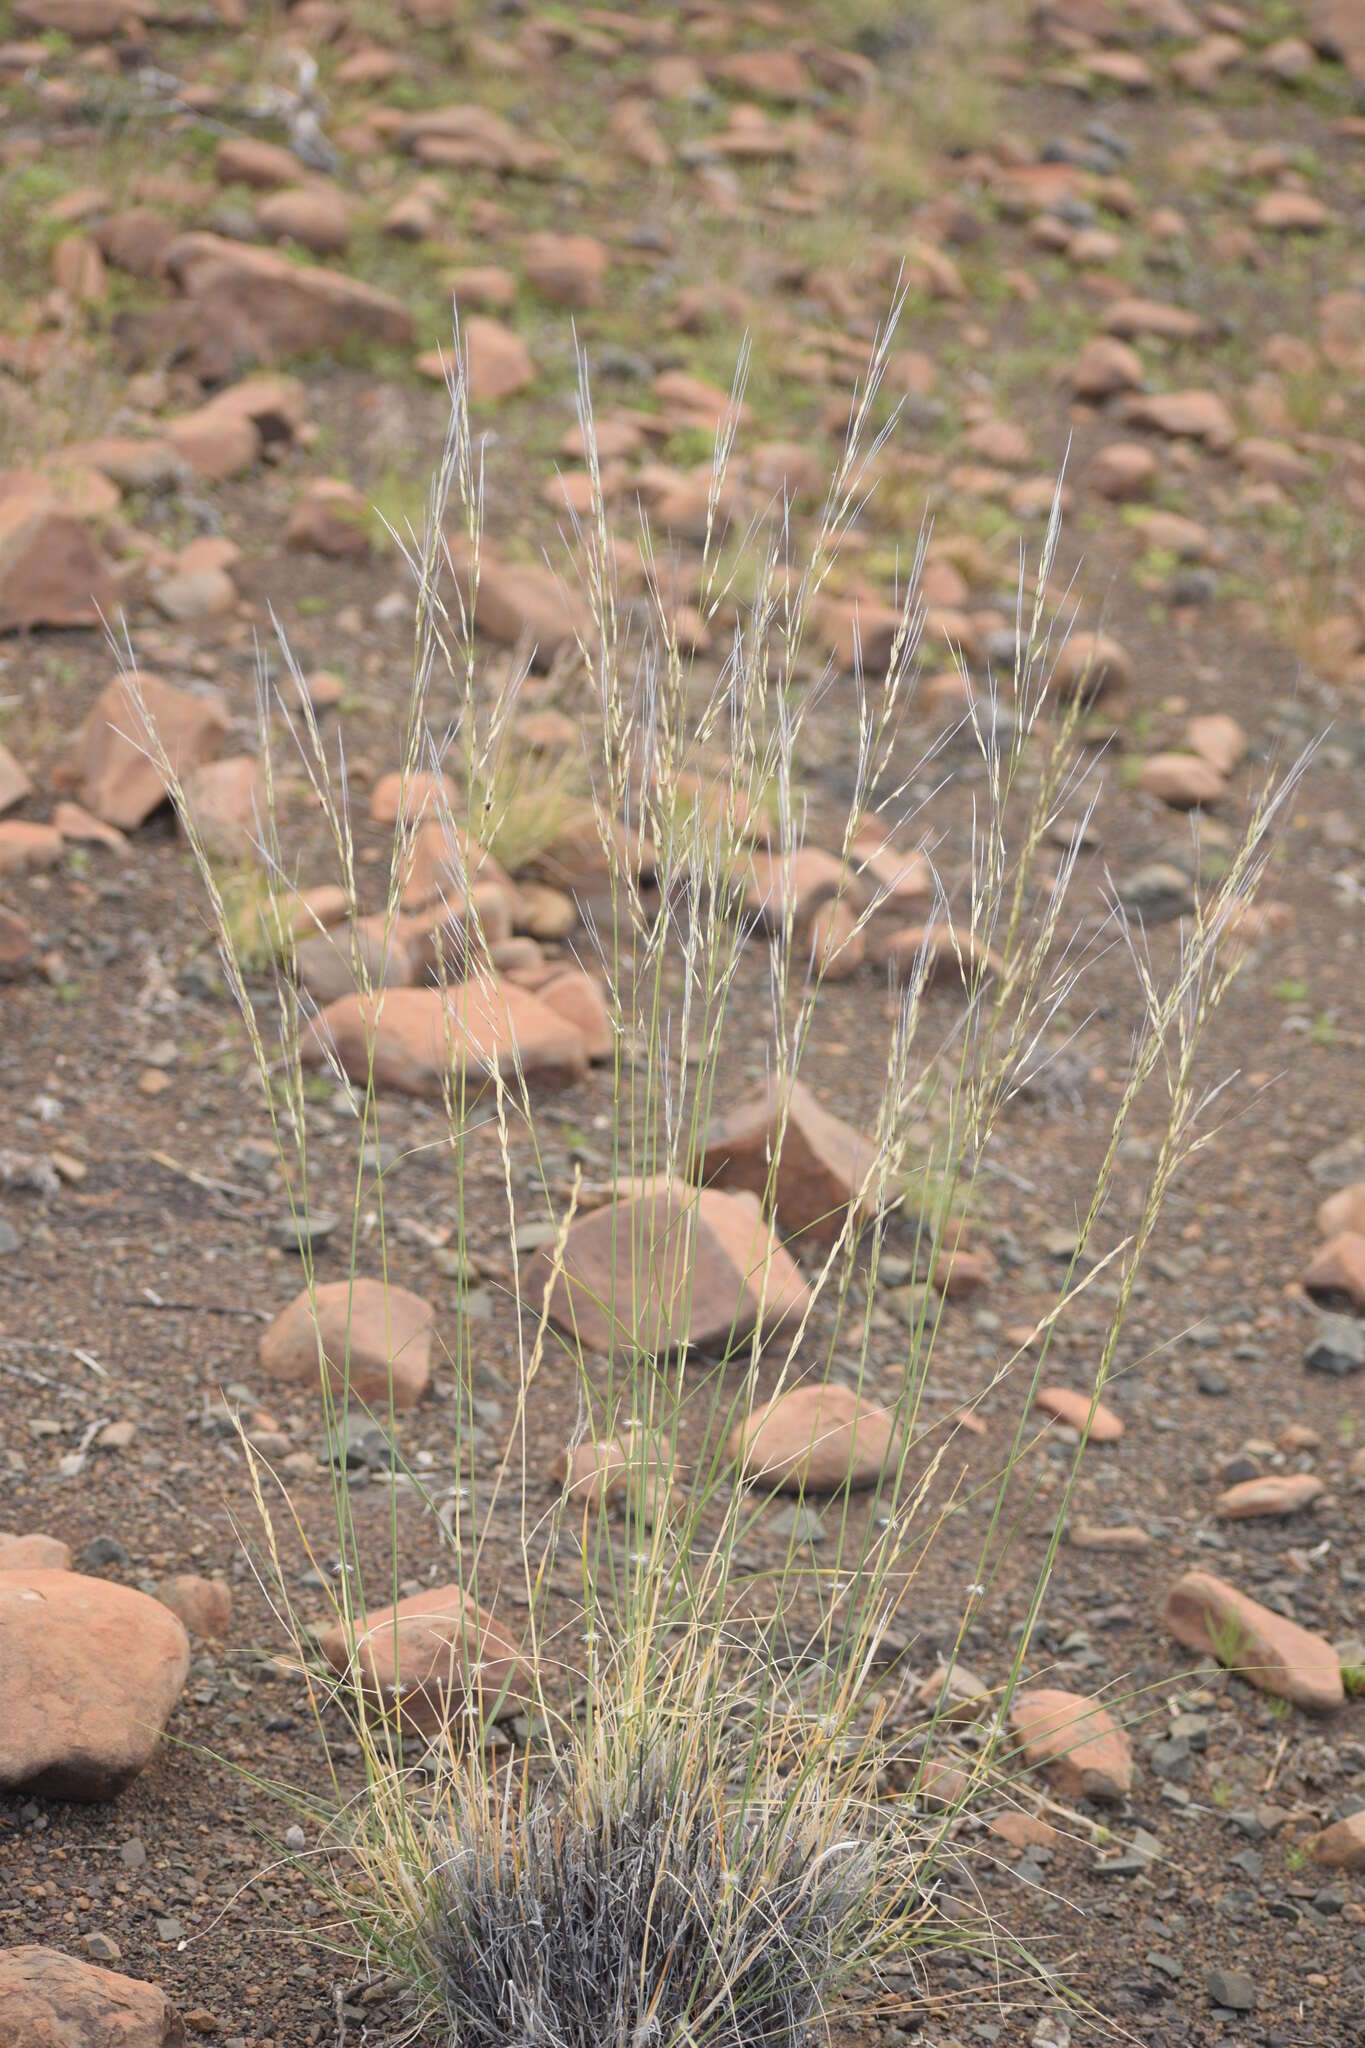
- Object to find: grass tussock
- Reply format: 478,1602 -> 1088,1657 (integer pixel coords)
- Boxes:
428,1738 -> 877,2048
122,294 -> 1305,2047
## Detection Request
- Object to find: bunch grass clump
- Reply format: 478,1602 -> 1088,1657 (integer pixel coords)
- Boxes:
428,1738 -> 873,2048
122,295 -> 1305,2048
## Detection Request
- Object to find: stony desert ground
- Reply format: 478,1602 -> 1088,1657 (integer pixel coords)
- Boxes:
2,1 -> 1364,2045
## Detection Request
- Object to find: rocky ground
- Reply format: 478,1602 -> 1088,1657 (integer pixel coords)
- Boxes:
3,0 -> 1365,2044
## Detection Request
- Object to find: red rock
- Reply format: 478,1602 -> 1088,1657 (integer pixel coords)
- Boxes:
551,1438 -> 675,1521
1009,1688 -> 1132,1801
256,185 -> 350,257
513,880 -> 577,941
1125,389 -> 1237,450
522,230 -> 608,308
260,1277 -> 435,1410
920,558 -> 970,609
1126,508 -> 1221,563
55,673 -> 228,830
0,822 -> 64,875
156,1574 -> 231,1639
321,1585 -> 531,1734
0,1531 -> 71,1570
536,966 -> 612,1060
653,369 -> 744,432
1302,1232 -> 1365,1309
51,232 -> 105,302
295,916 -> 415,1006
0,501 -> 115,634
1238,437 -> 1313,485
933,1244 -> 991,1297
851,826 -> 933,913
964,417 -> 1031,467
872,922 -> 1002,989
1314,1813 -> 1365,1870
744,845 -> 847,932
180,756 -> 261,861
165,403 -> 260,482
1103,297 -> 1204,342
193,375 -> 309,449
1171,32 -> 1243,92
0,903 -> 33,972
1254,188 -> 1331,231
335,46 -> 402,86
989,1810 -> 1058,1850
0,741 -> 33,814
68,435 -> 185,492
15,0 -> 153,32
1088,442 -> 1157,500
409,880 -> 519,977
383,180 -> 444,240
542,1181 -> 808,1357
306,980 -> 588,1099
714,48 -> 812,100
609,98 -> 671,168
699,1076 -> 872,1245
457,317 -> 535,402
1146,205 -> 1189,240
443,548 -> 588,671
1313,0 -> 1365,81
1034,1386 -> 1124,1442
0,1947 -> 183,2048
94,207 -> 175,279
216,135 -> 300,188
1216,1473 -> 1323,1519
807,897 -> 865,979
302,670 -> 344,712
730,1381 -> 897,1492
1085,49 -> 1153,89
1137,753 -> 1225,809
708,103 -> 803,164
52,801 -> 127,852
1319,290 -> 1365,371
442,266 -> 515,317
397,816 -> 516,912
1317,1184 -> 1365,1237
286,478 -> 371,558
1186,713 -> 1245,777
1163,1570 -> 1343,1710
151,564 -> 237,625
0,462 -> 116,522
0,1571 -> 189,1798
886,347 -> 937,396
647,51 -> 705,94
916,1659 -> 992,1721
399,104 -> 555,175
1053,631 -> 1133,700
166,234 -> 414,362
1068,1520 -> 1152,1552
369,769 -> 456,826
1071,335 -> 1144,398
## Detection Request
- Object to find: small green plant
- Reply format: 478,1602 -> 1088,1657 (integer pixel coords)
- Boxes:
1206,1608 -> 1249,1675
1342,1665 -> 1365,1698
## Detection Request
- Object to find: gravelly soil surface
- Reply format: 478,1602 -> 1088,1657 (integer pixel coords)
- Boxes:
2,2 -> 1364,2044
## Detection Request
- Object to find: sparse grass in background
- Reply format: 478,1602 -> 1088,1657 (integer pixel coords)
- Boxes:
126,304 -> 1303,2046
